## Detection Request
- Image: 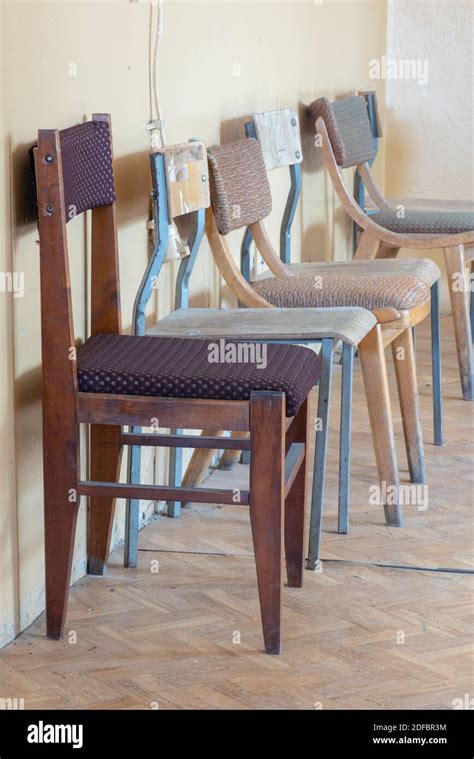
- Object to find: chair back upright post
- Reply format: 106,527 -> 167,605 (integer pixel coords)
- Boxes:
88,115 -> 124,576
241,109 -> 303,280
36,113 -> 122,626
132,141 -> 209,334
126,142 -> 210,565
132,153 -> 170,337
353,90 -> 382,253
126,151 -> 171,564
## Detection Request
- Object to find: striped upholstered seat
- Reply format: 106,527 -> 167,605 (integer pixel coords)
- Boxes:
370,210 -> 474,236
273,259 -> 440,287
207,137 -> 439,314
252,270 -> 431,311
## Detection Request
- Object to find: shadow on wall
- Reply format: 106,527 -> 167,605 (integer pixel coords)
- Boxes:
11,143 -> 153,232
219,115 -> 251,146
113,150 -> 151,228
299,100 -> 327,264
12,142 -> 38,234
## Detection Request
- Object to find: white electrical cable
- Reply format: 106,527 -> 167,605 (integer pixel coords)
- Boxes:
149,0 -> 165,149
147,0 -> 187,261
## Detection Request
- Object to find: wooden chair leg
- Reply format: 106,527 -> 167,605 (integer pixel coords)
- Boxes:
285,400 -> 308,588
218,431 -> 250,470
470,260 -> 474,340
353,229 -> 380,259
88,424 -> 123,576
375,244 -> 400,259
358,325 -> 403,527
249,391 -> 285,655
391,328 -> 426,484
44,419 -> 80,640
180,429 -> 222,494
445,245 -> 474,401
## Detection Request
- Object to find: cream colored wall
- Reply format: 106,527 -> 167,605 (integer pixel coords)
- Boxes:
0,0 -> 20,647
0,0 -> 387,647
384,0 -> 474,311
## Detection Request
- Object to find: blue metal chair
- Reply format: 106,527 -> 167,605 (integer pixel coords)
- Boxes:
125,141 -> 209,564
125,139 -> 376,570
239,108 -> 356,555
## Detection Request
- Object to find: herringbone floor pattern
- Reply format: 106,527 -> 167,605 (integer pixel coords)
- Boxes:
1,318 -> 472,709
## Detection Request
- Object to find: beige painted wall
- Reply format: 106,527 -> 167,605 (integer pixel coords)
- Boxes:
383,0 -> 474,311
0,0 -> 388,647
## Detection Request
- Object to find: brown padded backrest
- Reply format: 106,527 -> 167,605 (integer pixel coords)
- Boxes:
308,95 -> 376,168
58,120 -> 116,222
207,138 -> 272,235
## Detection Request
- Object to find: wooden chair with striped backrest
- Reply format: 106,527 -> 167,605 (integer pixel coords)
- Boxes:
204,135 -> 440,552
309,94 -> 474,403
241,106 -> 443,447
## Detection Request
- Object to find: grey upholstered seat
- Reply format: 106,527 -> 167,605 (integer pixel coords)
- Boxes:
255,258 -> 440,287
370,209 -> 474,236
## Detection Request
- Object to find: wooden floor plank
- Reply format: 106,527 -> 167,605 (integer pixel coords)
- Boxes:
0,318 -> 472,710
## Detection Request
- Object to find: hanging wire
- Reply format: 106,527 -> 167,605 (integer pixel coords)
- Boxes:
148,0 -> 166,149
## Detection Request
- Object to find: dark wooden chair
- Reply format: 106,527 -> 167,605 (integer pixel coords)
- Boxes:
34,114 -> 322,654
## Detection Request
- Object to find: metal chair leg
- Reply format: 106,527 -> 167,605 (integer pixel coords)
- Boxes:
338,343 -> 354,535
307,338 -> 333,570
470,261 -> 474,342
125,434 -> 141,568
431,280 -> 444,446
167,429 -> 183,517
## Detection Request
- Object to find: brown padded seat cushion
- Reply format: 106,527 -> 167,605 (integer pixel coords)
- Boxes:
77,334 -> 322,417
252,272 -> 431,311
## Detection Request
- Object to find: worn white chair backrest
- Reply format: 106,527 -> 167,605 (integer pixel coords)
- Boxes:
157,141 -> 210,221
252,108 -> 302,171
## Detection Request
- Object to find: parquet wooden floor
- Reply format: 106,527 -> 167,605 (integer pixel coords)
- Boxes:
1,318 -> 473,710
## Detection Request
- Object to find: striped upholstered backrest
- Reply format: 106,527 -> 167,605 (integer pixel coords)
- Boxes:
308,95 -> 376,169
207,138 -> 272,235
58,120 -> 116,222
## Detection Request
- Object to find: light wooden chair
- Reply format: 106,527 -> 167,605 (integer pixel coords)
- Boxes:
34,115 -> 323,654
124,139 -> 376,569
353,88 -> 474,379
309,94 -> 474,403
237,108 -> 447,558
204,136 -> 441,568
245,106 -> 443,448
